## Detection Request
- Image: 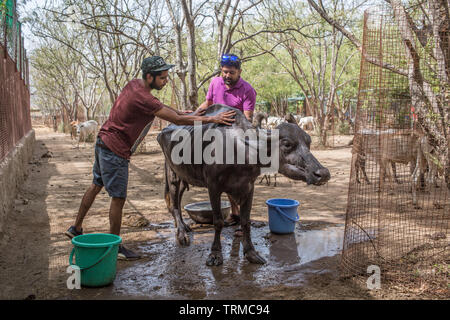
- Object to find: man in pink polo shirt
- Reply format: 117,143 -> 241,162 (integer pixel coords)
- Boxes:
198,54 -> 257,230
198,54 -> 256,122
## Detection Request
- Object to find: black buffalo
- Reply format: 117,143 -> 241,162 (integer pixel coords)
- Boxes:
157,104 -> 330,266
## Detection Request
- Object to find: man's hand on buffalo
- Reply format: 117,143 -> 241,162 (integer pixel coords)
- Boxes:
210,110 -> 236,125
155,106 -> 234,126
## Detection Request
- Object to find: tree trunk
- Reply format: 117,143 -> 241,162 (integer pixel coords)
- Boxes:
166,0 -> 188,109
391,0 -> 449,187
181,0 -> 199,108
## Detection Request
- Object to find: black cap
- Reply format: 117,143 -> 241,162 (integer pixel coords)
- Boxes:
141,56 -> 175,73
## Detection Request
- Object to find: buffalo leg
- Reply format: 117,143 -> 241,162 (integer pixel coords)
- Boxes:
164,162 -> 190,246
227,193 -> 240,216
240,187 -> 266,264
178,180 -> 191,232
206,188 -> 224,266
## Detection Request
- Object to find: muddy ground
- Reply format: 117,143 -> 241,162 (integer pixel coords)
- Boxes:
0,125 -> 446,300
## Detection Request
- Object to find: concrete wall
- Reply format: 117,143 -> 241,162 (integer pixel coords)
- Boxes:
0,130 -> 35,239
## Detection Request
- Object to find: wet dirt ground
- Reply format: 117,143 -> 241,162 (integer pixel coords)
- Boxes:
68,223 -> 350,299
0,125 -> 378,300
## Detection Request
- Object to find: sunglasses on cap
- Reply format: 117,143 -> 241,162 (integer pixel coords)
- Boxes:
221,54 -> 240,63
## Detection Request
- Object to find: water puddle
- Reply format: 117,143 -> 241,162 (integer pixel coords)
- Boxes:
296,226 -> 344,264
74,221 -> 346,299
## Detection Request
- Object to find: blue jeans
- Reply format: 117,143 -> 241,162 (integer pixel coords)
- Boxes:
92,137 -> 129,198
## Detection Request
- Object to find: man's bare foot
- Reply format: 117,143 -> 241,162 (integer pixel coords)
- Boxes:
224,214 -> 240,227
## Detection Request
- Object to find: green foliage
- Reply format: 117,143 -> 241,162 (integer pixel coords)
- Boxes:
244,53 -> 299,103
26,0 -> 365,120
0,0 -> 7,15
394,107 -> 410,127
0,0 -> 14,16
338,121 -> 351,135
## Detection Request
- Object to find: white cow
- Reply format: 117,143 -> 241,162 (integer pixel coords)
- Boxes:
266,114 -> 304,129
298,116 -> 317,131
76,120 -> 99,148
266,116 -> 285,129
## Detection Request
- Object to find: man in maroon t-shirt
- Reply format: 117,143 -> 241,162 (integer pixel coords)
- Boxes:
65,56 -> 235,260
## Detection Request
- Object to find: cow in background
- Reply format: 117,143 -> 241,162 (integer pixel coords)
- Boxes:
76,120 -> 99,148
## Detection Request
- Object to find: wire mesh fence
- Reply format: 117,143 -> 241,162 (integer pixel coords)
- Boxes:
0,8 -> 29,87
341,4 -> 449,279
0,5 -> 31,162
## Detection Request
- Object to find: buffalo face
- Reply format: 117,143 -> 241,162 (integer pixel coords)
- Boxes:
276,123 -> 330,185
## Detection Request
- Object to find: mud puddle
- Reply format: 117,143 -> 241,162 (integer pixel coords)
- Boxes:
71,221 -> 345,299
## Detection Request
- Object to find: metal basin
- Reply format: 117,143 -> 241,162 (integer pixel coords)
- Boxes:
184,201 -> 231,224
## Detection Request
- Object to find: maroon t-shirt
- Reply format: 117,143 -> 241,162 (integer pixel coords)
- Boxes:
98,79 -> 164,159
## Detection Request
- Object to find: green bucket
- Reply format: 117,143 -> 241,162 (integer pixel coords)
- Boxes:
69,233 -> 122,287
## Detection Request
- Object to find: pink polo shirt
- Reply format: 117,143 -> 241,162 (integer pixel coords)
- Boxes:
206,77 -> 256,112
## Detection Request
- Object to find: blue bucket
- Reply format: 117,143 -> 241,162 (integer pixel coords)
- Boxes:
266,198 -> 300,234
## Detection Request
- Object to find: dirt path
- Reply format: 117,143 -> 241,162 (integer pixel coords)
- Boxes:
0,126 -> 378,299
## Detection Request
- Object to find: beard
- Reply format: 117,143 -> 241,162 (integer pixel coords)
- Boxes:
223,77 -> 238,86
150,80 -> 163,90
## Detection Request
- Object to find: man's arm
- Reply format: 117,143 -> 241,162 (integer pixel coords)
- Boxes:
244,110 -> 254,122
197,99 -> 213,112
164,105 -> 193,115
155,105 -> 235,126
243,87 -> 257,122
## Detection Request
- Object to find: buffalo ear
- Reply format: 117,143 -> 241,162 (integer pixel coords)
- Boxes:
303,131 -> 312,148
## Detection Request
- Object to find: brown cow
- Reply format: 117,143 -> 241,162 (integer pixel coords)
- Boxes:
70,120 -> 79,140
